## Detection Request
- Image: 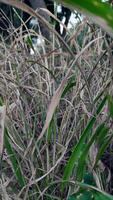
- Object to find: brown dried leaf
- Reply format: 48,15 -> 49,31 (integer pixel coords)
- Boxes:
38,76 -> 68,142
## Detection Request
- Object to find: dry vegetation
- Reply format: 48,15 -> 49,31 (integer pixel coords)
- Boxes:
0,10 -> 113,200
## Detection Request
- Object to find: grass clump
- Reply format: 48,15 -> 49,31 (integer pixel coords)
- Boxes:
0,5 -> 113,200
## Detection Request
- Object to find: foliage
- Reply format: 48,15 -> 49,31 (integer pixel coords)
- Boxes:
58,0 -> 113,37
0,0 -> 113,199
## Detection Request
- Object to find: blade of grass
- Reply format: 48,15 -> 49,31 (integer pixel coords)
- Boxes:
93,135 -> 113,169
61,79 -> 76,98
96,124 -> 109,147
62,96 -> 107,190
4,128 -> 26,188
78,182 -> 113,200
76,123 -> 109,182
37,75 -> 68,142
108,95 -> 113,118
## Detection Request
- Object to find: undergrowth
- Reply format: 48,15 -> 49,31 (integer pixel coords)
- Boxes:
0,7 -> 113,200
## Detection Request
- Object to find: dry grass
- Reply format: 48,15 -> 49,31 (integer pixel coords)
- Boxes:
0,14 -> 113,199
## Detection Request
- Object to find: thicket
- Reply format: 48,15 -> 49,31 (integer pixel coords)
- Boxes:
1,0 -> 113,199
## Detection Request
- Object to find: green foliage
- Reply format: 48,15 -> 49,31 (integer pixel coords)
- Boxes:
4,129 -> 26,188
61,76 -> 76,98
62,96 -> 107,189
76,123 -> 109,181
1,0 -> 113,199
68,174 -> 113,200
58,0 -> 113,37
62,94 -> 113,197
108,95 -> 113,118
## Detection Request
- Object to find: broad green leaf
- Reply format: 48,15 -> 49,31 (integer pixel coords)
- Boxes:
68,181 -> 113,200
68,191 -> 93,200
76,124 -> 108,181
79,182 -> 113,200
57,0 -> 113,37
62,96 -> 107,190
96,124 -> 109,147
84,172 -> 96,186
96,96 -> 107,115
61,81 -> 76,98
4,129 -> 26,188
68,173 -> 96,200
68,196 -> 76,200
94,135 -> 112,168
61,75 -> 76,98
94,191 -> 112,200
62,117 -> 95,189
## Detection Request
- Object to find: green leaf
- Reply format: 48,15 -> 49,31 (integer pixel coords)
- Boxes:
62,81 -> 76,98
76,124 -> 108,181
96,124 -> 109,147
68,196 -> 76,200
57,0 -> 113,37
25,35 -> 35,50
94,191 -> 111,200
108,95 -> 113,118
84,173 -> 96,186
62,96 -> 107,190
0,97 -> 4,106
94,135 -> 112,168
79,182 -> 113,200
4,129 -> 26,188
61,76 -> 76,98
96,96 -> 107,115
68,191 -> 93,200
62,116 -> 95,187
